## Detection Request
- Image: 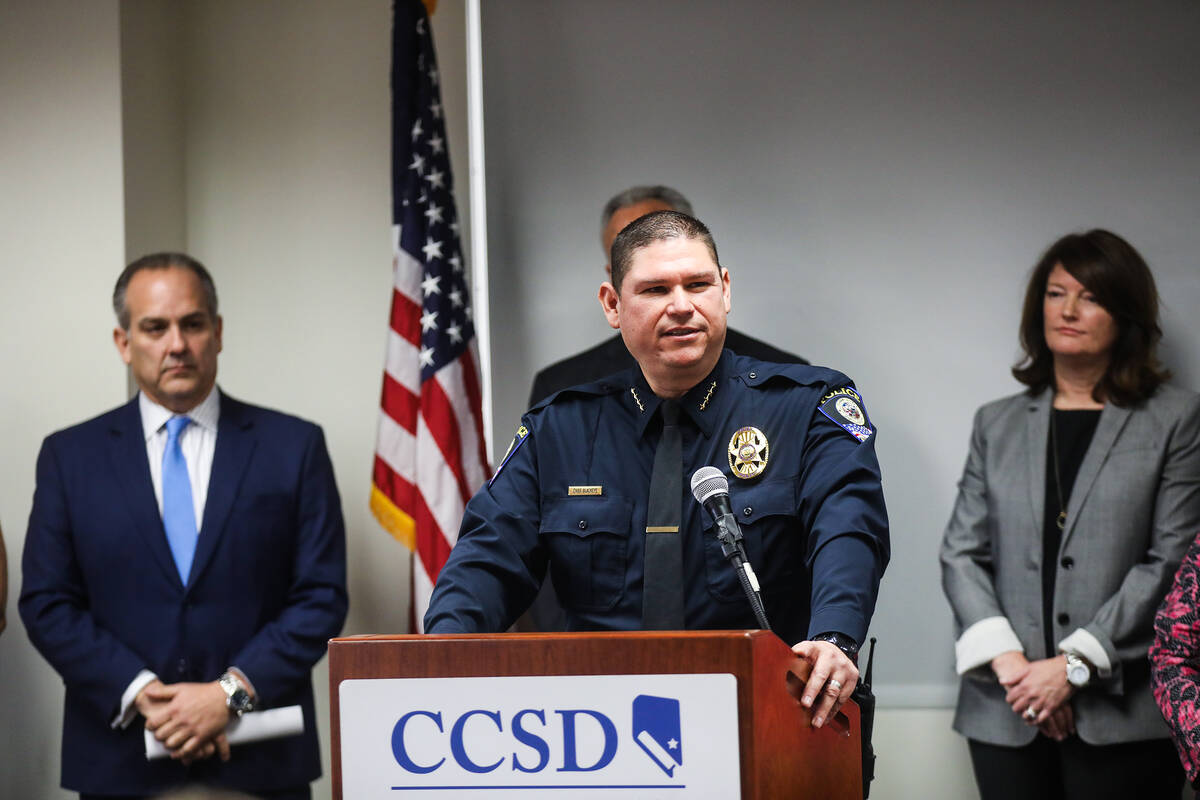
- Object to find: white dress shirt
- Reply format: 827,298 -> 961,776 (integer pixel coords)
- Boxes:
113,389 -> 224,729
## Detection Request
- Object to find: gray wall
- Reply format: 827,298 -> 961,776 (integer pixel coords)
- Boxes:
480,0 -> 1200,705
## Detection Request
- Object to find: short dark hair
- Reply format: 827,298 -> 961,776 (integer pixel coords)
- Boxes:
1012,229 -> 1169,406
600,185 -> 693,248
609,210 -> 720,294
113,252 -> 219,330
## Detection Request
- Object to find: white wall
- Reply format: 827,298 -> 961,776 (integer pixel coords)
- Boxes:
0,2 -> 128,797
0,1 -> 470,797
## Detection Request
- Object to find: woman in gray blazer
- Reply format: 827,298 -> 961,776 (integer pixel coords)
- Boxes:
940,229 -> 1200,799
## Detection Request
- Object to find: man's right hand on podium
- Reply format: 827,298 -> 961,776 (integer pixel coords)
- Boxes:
792,639 -> 859,729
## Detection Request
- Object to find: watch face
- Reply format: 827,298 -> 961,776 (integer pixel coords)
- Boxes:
229,688 -> 254,713
1067,664 -> 1089,686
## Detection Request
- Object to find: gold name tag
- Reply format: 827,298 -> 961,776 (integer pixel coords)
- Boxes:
646,525 -> 679,533
568,485 -> 603,496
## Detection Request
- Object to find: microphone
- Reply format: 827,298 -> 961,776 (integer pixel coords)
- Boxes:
690,465 -> 735,520
690,466 -> 771,631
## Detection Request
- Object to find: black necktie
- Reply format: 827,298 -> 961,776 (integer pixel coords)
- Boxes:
643,399 -> 685,629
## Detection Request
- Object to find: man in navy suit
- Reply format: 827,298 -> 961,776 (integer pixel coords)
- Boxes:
20,253 -> 348,799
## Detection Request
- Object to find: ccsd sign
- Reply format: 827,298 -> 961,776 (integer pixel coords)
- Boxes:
341,674 -> 739,798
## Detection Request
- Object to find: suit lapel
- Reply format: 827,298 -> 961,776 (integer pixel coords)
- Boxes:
1061,402 -> 1132,548
1025,390 -> 1051,535
190,391 -> 256,589
107,397 -> 184,589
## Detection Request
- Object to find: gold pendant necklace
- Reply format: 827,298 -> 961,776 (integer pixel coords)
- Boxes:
1050,411 -> 1066,531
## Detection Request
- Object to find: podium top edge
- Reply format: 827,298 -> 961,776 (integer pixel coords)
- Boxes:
330,629 -> 779,644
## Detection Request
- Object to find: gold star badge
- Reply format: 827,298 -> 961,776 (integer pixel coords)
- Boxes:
728,426 -> 769,479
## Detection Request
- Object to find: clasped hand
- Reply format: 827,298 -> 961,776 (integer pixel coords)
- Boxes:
992,651 -> 1076,741
136,679 -> 232,764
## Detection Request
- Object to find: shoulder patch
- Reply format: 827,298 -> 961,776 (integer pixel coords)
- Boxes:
817,386 -> 875,443
489,423 -> 530,485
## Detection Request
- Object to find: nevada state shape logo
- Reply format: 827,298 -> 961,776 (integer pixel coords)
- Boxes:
632,694 -> 682,777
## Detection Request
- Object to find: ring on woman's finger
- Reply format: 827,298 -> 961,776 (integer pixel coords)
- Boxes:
1024,707 -> 1038,720
828,678 -> 843,692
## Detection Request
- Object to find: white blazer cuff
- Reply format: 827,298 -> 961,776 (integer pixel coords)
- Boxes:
955,616 -> 1024,675
112,669 -> 158,729
1058,629 -> 1113,678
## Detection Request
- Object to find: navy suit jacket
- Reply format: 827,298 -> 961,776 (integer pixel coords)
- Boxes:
20,391 -> 348,795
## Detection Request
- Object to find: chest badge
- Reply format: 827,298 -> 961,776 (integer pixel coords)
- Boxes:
728,426 -> 769,479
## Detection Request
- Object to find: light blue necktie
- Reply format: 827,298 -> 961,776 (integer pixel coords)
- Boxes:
162,415 -> 198,584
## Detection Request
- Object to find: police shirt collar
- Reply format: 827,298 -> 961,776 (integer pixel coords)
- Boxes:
630,350 -> 730,439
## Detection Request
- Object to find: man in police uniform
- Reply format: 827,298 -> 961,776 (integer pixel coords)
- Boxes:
425,211 -> 889,729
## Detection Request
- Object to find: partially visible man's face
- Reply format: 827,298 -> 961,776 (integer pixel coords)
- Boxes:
602,199 -> 677,273
113,267 -> 222,413
598,236 -> 730,397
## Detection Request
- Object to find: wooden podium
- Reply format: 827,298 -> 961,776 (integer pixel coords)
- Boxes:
329,630 -> 861,799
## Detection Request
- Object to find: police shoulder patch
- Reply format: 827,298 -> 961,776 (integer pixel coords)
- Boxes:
817,386 -> 874,443
489,423 -> 530,485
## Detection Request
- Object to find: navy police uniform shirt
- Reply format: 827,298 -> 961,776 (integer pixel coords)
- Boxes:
424,349 -> 890,646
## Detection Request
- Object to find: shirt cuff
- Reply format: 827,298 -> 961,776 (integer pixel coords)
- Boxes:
1058,629 -> 1113,678
111,670 -> 158,729
955,616 -> 1024,675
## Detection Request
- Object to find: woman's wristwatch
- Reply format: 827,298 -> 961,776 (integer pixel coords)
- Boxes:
1064,652 -> 1092,688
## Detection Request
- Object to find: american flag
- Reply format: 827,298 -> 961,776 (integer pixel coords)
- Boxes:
371,0 -> 491,632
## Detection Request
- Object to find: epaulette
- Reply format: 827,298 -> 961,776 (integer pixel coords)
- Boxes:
494,378 -> 625,486
733,361 -> 852,392
526,376 -> 627,414
733,360 -> 874,442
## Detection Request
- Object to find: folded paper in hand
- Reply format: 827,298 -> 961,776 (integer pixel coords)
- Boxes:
144,705 -> 304,760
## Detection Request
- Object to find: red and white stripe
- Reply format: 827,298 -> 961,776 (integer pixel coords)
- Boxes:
372,229 -> 489,632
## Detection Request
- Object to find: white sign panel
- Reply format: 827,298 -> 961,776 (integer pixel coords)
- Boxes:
340,673 -> 740,798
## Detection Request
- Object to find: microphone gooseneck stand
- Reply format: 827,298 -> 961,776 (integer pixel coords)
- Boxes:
711,511 -> 771,631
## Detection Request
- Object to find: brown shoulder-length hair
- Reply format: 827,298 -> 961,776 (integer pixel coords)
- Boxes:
1012,229 -> 1169,406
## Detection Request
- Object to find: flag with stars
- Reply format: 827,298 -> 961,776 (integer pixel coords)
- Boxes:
371,0 -> 490,632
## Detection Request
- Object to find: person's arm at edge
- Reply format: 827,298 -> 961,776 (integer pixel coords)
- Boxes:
1151,531 -> 1200,785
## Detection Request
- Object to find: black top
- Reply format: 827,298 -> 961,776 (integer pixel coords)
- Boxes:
527,328 -> 808,408
1042,408 -> 1102,656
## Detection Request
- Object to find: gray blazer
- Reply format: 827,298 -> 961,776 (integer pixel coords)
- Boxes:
940,384 -> 1200,746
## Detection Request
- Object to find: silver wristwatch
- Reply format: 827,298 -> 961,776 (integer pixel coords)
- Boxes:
1065,652 -> 1092,688
218,671 -> 255,717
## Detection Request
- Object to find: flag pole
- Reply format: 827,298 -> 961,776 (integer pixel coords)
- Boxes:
465,0 -> 492,460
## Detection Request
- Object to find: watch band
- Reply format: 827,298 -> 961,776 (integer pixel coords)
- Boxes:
812,631 -> 860,663
218,671 -> 256,717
